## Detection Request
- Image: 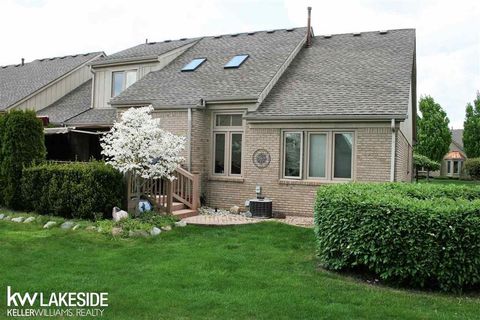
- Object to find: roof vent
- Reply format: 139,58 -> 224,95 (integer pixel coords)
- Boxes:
71,55 -> 78,57
323,34 -> 332,38
147,42 -> 156,45
379,30 -> 388,34
247,32 -> 256,35
180,38 -> 187,41
213,35 -> 222,39
286,28 -> 295,32
353,32 -> 361,36
49,57 -> 55,60
266,30 -> 275,34
231,33 -> 239,37
164,40 -> 171,43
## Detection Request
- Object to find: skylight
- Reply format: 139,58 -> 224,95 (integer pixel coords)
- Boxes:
224,54 -> 249,69
181,58 -> 207,72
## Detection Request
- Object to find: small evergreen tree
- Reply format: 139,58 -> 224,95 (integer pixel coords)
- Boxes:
416,96 -> 451,162
0,110 -> 46,209
463,92 -> 480,158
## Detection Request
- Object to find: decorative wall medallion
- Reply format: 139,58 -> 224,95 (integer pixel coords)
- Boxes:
253,149 -> 271,169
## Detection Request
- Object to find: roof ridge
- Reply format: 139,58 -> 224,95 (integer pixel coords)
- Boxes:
1,51 -> 104,68
315,28 -> 415,38
143,26 -> 306,44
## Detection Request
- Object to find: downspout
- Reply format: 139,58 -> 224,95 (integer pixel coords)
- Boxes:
90,66 -> 96,109
187,107 -> 192,171
390,119 -> 396,182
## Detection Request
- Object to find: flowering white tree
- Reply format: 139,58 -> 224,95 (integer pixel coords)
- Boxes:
101,106 -> 186,210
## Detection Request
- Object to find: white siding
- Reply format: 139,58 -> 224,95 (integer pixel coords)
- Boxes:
399,81 -> 414,145
14,65 -> 92,111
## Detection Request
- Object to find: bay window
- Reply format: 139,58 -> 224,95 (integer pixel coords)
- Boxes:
282,131 -> 354,181
213,114 -> 243,176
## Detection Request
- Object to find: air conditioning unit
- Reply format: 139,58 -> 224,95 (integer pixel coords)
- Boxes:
249,198 -> 272,218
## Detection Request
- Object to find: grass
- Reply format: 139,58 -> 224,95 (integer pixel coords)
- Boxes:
0,218 -> 479,319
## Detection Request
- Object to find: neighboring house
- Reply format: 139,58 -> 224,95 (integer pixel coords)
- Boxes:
0,52 -> 104,160
2,25 -> 417,217
441,129 -> 466,177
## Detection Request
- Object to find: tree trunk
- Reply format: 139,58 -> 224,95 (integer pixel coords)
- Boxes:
426,169 -> 430,182
415,168 -> 419,183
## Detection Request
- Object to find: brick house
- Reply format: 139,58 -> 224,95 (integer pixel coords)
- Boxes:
2,24 -> 416,217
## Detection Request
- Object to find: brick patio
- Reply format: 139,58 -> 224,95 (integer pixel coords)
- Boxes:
182,214 -> 314,228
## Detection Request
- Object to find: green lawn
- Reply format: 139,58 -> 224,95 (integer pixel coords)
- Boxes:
0,220 -> 479,319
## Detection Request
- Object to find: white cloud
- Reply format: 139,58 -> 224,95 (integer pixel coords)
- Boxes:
1,0 -> 478,128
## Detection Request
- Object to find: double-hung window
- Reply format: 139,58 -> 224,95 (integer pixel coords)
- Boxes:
213,114 -> 243,176
112,70 -> 137,97
282,131 -> 354,181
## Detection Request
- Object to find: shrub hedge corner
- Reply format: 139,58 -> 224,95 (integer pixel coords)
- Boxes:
21,162 -> 125,220
314,183 -> 480,292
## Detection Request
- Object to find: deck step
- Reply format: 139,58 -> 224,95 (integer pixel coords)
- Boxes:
171,202 -> 186,211
172,209 -> 197,219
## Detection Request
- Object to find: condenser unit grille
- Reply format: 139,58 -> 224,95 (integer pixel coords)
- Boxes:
249,199 -> 272,218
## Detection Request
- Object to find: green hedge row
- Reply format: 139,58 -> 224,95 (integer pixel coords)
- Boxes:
314,183 -> 480,292
21,162 -> 125,220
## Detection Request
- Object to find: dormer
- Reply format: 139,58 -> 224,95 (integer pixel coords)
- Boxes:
89,39 -> 198,109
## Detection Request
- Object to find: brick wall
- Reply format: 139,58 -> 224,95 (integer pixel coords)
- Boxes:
151,110 -> 188,161
395,130 -> 413,182
206,124 -> 399,217
146,110 -> 412,216
355,127 -> 391,182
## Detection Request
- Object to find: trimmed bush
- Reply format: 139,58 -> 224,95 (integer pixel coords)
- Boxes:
21,162 -> 125,220
0,110 -> 46,209
465,158 -> 480,180
314,183 -> 480,292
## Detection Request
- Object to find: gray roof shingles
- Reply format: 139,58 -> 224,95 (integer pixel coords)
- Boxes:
0,52 -> 103,110
250,29 -> 415,119
65,108 -> 117,126
110,28 -> 307,107
37,80 -> 92,124
92,38 -> 199,64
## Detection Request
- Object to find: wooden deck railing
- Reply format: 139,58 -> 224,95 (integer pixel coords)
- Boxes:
127,167 -> 200,214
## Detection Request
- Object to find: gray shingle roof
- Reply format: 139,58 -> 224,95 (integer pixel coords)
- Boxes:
37,80 -> 92,124
249,29 -> 415,119
110,28 -> 307,107
0,52 -> 103,110
64,108 -> 117,126
452,129 -> 464,150
92,38 -> 199,65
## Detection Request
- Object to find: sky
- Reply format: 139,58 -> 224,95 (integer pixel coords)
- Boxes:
1,0 -> 479,128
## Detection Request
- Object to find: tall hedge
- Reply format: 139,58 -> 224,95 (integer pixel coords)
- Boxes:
21,162 -> 125,220
314,183 -> 480,292
0,110 -> 46,209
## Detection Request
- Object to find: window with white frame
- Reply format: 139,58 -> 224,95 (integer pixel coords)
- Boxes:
112,70 -> 137,97
282,131 -> 354,180
213,114 -> 243,176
